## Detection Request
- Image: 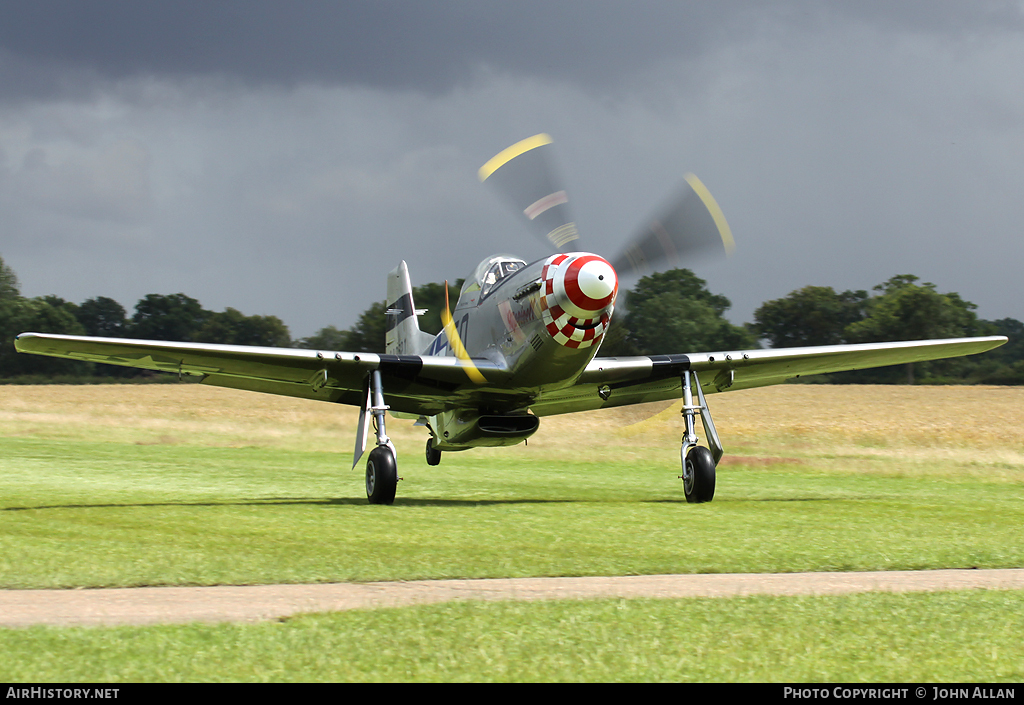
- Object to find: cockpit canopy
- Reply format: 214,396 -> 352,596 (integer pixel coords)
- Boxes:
459,254 -> 527,302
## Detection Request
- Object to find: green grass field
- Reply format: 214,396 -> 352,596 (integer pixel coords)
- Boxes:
1,383 -> 1022,681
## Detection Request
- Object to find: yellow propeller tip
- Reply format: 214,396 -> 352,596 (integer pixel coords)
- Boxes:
684,173 -> 735,256
478,133 -> 554,182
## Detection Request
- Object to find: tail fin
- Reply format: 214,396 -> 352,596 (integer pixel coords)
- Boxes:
386,261 -> 434,355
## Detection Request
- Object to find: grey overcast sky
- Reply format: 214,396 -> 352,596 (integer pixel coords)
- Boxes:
2,1 -> 1023,338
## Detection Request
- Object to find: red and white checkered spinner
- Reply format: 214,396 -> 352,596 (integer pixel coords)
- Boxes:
539,253 -> 618,349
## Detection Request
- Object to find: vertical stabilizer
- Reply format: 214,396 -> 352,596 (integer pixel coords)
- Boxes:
386,261 -> 434,355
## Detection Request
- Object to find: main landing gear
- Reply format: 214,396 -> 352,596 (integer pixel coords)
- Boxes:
679,370 -> 722,503
366,445 -> 397,505
357,370 -> 399,505
354,370 -> 442,504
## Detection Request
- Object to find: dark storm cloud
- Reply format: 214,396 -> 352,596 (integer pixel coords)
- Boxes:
3,1 -> 1024,336
0,1 -> 732,95
3,0 -> 1019,99
834,0 -> 1024,33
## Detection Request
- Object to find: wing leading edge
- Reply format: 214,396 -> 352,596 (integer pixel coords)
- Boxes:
529,335 -> 1008,416
13,332 -> 512,416
14,332 -> 1007,418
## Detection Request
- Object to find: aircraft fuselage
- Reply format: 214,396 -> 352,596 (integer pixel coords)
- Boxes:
433,253 -> 616,389
422,252 -> 618,449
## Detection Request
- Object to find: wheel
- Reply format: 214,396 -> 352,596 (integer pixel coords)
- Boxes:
366,446 -> 398,505
683,446 -> 716,504
425,437 -> 442,466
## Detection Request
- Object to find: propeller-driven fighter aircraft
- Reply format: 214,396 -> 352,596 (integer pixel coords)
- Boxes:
16,135 -> 1006,504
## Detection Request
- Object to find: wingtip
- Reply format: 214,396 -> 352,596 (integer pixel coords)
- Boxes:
13,332 -> 38,351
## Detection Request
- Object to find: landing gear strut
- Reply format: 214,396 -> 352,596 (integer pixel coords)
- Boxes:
679,370 -> 722,503
356,370 -> 398,505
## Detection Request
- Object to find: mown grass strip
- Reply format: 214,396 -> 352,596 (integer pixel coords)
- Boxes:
1,590 -> 1021,682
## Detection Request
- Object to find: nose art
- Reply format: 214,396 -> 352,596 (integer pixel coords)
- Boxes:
539,254 -> 618,349
563,256 -> 617,318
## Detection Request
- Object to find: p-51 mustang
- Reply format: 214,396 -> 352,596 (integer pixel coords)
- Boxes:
16,134 -> 1006,504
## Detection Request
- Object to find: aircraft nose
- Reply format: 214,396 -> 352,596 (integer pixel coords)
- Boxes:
569,257 -> 617,311
557,254 -> 618,319
539,253 -> 617,350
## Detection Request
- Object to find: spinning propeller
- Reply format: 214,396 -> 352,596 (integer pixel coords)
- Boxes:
442,133 -> 735,384
477,133 -> 734,276
610,172 -> 734,277
478,133 -> 579,251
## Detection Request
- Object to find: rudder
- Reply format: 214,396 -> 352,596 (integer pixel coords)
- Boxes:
385,261 -> 434,355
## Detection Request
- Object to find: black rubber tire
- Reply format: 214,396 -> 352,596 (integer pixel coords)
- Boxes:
683,446 -> 716,504
425,438 -> 442,466
366,446 -> 398,505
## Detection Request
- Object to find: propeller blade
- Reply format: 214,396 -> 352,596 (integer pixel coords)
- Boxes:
479,134 -> 579,251
617,400 -> 678,430
611,173 -> 734,278
440,280 -> 486,384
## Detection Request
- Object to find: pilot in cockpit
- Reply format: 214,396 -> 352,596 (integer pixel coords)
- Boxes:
480,259 -> 524,297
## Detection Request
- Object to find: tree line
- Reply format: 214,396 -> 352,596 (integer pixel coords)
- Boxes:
598,269 -> 1023,385
1,254 -> 1020,384
0,256 -> 290,380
